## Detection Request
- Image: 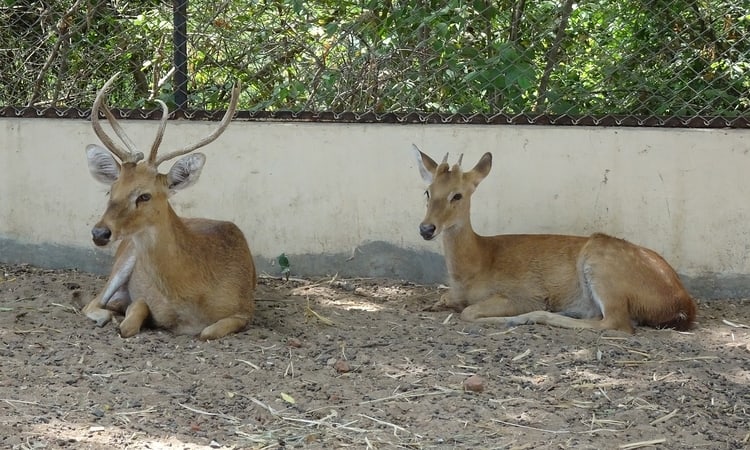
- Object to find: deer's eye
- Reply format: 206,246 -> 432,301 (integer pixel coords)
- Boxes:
136,193 -> 152,205
451,193 -> 463,202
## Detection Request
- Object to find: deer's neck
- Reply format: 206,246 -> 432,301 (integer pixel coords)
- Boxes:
133,206 -> 194,284
441,219 -> 484,281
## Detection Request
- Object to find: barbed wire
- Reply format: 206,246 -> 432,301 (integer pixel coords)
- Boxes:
1,0 -> 748,127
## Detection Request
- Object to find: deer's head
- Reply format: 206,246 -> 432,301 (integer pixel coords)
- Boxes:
86,73 -> 240,246
413,145 -> 492,240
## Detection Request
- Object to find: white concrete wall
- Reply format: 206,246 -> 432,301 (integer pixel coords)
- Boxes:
1,117 -> 750,296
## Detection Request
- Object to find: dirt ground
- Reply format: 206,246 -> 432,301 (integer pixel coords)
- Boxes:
0,263 -> 748,450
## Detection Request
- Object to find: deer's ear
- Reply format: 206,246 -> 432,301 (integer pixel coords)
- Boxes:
167,153 -> 206,191
86,144 -> 121,185
466,152 -> 492,187
413,144 -> 438,184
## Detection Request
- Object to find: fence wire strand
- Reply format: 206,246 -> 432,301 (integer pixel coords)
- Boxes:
1,0 -> 749,127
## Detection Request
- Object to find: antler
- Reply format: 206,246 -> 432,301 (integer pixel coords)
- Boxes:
147,99 -> 170,164
153,81 -> 242,167
91,73 -> 144,163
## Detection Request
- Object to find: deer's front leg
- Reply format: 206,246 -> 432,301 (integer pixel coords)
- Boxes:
119,299 -> 150,338
199,315 -> 250,341
425,290 -> 467,312
83,285 -> 132,327
83,298 -> 113,327
460,294 -> 542,323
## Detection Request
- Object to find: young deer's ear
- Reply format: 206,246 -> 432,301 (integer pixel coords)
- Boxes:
167,153 -> 206,192
466,152 -> 492,187
412,144 -> 438,184
86,144 -> 121,185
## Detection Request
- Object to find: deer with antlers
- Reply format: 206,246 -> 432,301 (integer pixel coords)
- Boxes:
81,74 -> 256,340
413,146 -> 696,333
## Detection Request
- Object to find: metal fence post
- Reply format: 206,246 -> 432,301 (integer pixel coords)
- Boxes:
173,0 -> 189,112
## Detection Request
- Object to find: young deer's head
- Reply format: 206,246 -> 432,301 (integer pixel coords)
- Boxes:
413,145 -> 492,240
87,73 -> 240,246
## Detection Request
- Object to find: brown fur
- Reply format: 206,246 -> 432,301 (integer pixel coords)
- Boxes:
84,164 -> 256,340
82,76 -> 255,340
414,148 -> 696,333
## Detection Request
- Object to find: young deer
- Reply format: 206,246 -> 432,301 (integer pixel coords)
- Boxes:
413,146 -> 696,333
81,74 -> 256,340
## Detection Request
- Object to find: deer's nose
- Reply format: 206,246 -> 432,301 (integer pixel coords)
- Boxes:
419,223 -> 436,240
92,226 -> 112,246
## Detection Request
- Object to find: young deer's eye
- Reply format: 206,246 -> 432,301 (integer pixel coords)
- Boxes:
136,193 -> 152,205
451,193 -> 463,202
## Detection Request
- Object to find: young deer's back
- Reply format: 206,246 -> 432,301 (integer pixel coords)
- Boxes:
413,146 -> 696,333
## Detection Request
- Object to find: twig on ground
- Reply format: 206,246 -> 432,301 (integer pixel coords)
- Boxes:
512,349 -> 531,361
616,356 -> 717,365
305,297 -> 334,326
235,359 -> 260,370
358,413 -> 416,437
619,438 -> 666,449
649,408 -> 678,426
722,319 -> 749,329
284,348 -> 295,378
13,326 -> 61,334
178,402 -> 240,423
491,419 -> 570,434
282,416 -> 369,433
90,371 -> 135,379
115,407 -> 157,416
259,273 -> 312,285
2,398 -> 42,409
359,387 -> 457,406
245,396 -> 279,416
51,302 -> 80,314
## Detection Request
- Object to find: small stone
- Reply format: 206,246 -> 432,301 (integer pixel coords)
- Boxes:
463,374 -> 485,393
333,359 -> 351,373
287,337 -> 303,348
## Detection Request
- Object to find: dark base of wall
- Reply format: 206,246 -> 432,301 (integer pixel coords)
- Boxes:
0,237 -> 744,300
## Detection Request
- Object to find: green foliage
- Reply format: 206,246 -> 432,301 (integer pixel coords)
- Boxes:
277,253 -> 291,281
0,0 -> 748,118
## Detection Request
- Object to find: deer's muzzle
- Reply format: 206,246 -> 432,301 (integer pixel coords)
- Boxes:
92,226 -> 112,246
419,223 -> 437,240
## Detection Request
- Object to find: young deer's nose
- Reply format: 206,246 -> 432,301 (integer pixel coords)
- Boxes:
91,226 -> 112,246
419,223 -> 436,240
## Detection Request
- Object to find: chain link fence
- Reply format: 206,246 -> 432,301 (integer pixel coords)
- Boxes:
1,0 -> 749,126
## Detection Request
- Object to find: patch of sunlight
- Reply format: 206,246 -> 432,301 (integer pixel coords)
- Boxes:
288,284 -> 386,311
698,322 -> 750,351
316,296 -> 385,312
721,368 -> 750,384
23,420 -> 219,449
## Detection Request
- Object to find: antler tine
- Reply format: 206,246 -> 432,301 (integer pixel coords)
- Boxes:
147,99 -> 170,164
91,73 -> 143,163
155,81 -> 242,166
441,153 -> 449,165
456,153 -> 463,167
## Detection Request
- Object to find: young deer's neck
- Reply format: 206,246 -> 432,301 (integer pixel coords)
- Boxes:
441,215 -> 483,278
